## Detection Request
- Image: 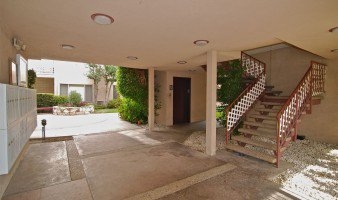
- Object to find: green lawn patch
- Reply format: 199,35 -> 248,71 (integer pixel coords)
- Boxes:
94,108 -> 118,114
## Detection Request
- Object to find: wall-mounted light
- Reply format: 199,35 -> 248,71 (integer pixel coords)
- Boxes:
329,27 -> 338,33
13,38 -> 26,51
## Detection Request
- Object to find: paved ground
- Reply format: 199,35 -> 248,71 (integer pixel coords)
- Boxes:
30,113 -> 139,138
2,126 -> 299,200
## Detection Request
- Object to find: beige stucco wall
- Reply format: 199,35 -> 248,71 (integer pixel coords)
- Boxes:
0,23 -> 17,84
251,46 -> 325,95
298,58 -> 338,144
96,80 -> 115,102
155,70 -> 206,126
252,47 -> 337,144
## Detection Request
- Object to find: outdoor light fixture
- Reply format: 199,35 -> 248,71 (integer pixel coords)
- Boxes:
193,40 -> 209,46
91,13 -> 114,25
329,27 -> 338,33
61,44 -> 75,50
126,56 -> 138,60
177,61 -> 187,64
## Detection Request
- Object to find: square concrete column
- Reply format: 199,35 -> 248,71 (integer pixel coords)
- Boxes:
206,50 -> 217,156
148,67 -> 155,131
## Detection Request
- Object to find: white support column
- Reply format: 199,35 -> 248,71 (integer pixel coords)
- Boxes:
148,67 -> 155,131
206,50 -> 217,156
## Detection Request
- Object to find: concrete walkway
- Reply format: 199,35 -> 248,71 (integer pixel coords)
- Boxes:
3,127 -> 298,200
30,113 -> 139,138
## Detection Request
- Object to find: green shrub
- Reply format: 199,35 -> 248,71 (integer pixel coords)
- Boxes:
94,104 -> 107,109
118,98 -> 147,123
37,93 -> 55,107
217,59 -> 244,126
53,95 -> 69,106
116,67 -> 148,124
107,98 -> 121,109
69,91 -> 82,107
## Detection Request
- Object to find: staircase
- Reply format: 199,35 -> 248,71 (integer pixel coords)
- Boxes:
225,53 -> 326,167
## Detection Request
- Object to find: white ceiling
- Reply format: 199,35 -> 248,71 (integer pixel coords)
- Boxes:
0,0 -> 337,69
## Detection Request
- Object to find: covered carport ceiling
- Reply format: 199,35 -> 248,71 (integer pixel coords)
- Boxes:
0,0 -> 337,69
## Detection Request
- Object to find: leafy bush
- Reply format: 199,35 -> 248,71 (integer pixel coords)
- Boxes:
53,95 -> 69,106
217,59 -> 245,126
94,104 -> 107,109
37,93 -> 55,107
107,98 -> 121,109
118,98 -> 148,123
69,91 -> 82,107
28,69 -> 37,89
116,67 -> 148,123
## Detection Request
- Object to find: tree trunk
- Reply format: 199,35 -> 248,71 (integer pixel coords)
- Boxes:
94,81 -> 99,104
104,82 -> 109,105
106,82 -> 113,103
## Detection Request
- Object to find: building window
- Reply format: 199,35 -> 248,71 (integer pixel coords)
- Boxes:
59,84 -> 93,102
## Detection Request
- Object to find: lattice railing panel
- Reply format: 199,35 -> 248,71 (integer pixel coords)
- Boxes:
225,52 -> 266,143
311,61 -> 326,96
241,52 -> 265,78
226,74 -> 266,131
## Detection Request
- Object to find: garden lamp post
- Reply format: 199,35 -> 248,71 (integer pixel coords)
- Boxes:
41,119 -> 47,140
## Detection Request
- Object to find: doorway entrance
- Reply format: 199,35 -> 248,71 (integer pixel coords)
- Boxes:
173,77 -> 191,124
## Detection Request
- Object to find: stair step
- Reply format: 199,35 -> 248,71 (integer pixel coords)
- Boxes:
248,114 -> 276,121
265,85 -> 274,90
260,102 -> 284,106
238,128 -> 275,139
264,95 -> 289,100
226,144 -> 277,163
255,108 -> 279,113
266,90 -> 283,96
232,136 -> 276,150
246,118 -> 277,125
243,121 -> 276,129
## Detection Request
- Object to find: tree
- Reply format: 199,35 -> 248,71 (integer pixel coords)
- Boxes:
103,65 -> 117,104
27,69 -> 36,89
86,63 -> 104,103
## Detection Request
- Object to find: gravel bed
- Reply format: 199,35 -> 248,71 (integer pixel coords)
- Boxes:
273,139 -> 338,200
183,130 -> 338,199
183,128 -> 227,153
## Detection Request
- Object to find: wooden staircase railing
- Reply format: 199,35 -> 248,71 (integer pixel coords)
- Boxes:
275,61 -> 326,167
225,52 -> 266,143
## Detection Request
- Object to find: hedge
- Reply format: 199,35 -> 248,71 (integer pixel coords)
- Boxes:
37,93 -> 69,108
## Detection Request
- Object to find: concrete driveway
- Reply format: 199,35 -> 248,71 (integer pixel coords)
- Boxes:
30,113 -> 139,138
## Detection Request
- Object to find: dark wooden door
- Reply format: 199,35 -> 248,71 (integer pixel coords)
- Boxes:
173,77 -> 191,124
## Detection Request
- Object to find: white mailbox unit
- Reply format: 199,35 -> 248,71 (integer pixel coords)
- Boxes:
0,84 -> 37,175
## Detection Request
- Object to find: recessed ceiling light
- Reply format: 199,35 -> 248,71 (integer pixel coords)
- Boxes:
126,56 -> 138,60
61,44 -> 75,50
91,13 -> 114,25
329,27 -> 338,33
177,61 -> 187,64
331,49 -> 338,52
193,40 -> 209,46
